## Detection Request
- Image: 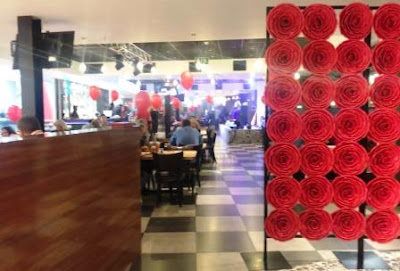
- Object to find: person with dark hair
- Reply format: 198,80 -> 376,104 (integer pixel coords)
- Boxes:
17,116 -> 43,138
170,119 -> 202,146
70,105 -> 79,119
100,114 -> 109,128
1,126 -> 17,137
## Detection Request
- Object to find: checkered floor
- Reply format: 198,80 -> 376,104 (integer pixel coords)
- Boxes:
139,142 -> 399,271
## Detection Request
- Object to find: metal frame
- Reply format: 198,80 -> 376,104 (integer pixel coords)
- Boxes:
264,5 -> 381,270
106,43 -> 152,63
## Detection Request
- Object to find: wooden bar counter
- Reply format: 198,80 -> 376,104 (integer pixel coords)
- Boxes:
0,128 -> 141,271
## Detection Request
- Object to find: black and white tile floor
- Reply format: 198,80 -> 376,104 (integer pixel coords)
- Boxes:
140,143 -> 399,271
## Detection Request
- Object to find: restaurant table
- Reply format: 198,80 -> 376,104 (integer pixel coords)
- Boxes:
141,150 -> 197,161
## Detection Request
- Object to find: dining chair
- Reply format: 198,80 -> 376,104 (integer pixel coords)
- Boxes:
153,151 -> 184,206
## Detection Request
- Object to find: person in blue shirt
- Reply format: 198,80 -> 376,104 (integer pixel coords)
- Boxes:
170,119 -> 202,146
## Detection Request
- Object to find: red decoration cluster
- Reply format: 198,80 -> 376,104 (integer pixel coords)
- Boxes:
366,210 -> 400,243
299,209 -> 332,240
336,40 -> 371,74
302,76 -> 335,109
372,40 -> 400,75
300,177 -> 333,209
300,143 -> 333,176
267,4 -> 304,40
335,109 -> 369,142
332,209 -> 366,241
265,209 -> 299,241
303,4 -> 337,40
333,142 -> 369,175
264,143 -> 301,176
266,177 -> 301,209
374,3 -> 400,40
264,76 -> 301,111
335,75 -> 369,108
339,2 -> 373,39
265,40 -> 302,74
369,144 -> 400,177
301,109 -> 334,142
367,177 -> 400,210
332,176 -> 367,209
369,109 -> 400,143
266,111 -> 301,142
265,3 -> 400,243
370,75 -> 400,109
303,40 -> 337,75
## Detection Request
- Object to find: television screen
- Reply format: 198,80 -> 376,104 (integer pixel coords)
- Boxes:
41,31 -> 75,69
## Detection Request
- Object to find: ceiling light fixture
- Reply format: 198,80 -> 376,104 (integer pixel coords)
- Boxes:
79,62 -> 87,73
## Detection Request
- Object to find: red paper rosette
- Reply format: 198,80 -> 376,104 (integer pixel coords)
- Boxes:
264,76 -> 301,111
266,177 -> 301,208
266,111 -> 302,142
339,3 -> 373,39
265,209 -> 300,241
302,76 -> 335,109
301,109 -> 334,142
303,40 -> 337,75
267,4 -> 304,40
333,142 -> 369,175
370,75 -> 400,109
303,4 -> 337,40
336,40 -> 371,74
265,40 -> 302,74
369,109 -> 400,143
335,108 -> 369,142
265,143 -> 301,176
369,144 -> 400,177
366,210 -> 400,243
299,209 -> 332,240
332,209 -> 366,241
300,143 -> 334,176
374,3 -> 400,40
335,74 -> 369,108
367,177 -> 400,210
372,40 -> 400,75
300,177 -> 333,209
332,176 -> 367,208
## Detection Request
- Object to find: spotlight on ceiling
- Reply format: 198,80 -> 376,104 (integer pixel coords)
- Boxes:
115,54 -> 125,70
143,63 -> 156,73
133,65 -> 141,76
79,62 -> 87,73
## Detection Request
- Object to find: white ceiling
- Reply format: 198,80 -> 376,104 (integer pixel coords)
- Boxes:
0,0 -> 383,60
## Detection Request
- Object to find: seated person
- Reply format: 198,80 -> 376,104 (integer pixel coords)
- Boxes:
1,126 -> 17,137
54,120 -> 68,132
170,119 -> 202,146
82,119 -> 101,129
17,116 -> 44,138
138,119 -> 151,149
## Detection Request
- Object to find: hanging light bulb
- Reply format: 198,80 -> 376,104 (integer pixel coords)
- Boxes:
79,63 -> 87,73
101,64 -> 107,74
137,61 -> 144,72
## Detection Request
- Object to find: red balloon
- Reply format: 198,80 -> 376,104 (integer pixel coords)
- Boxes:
111,90 -> 119,101
181,71 -> 194,90
89,86 -> 101,100
171,97 -> 181,110
7,105 -> 22,123
152,94 -> 162,109
135,91 -> 151,111
137,109 -> 150,120
206,95 -> 213,104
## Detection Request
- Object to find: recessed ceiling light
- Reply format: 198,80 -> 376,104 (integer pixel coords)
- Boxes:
204,41 -> 209,45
